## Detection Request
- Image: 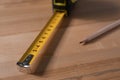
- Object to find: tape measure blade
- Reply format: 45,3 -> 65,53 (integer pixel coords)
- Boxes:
17,12 -> 65,73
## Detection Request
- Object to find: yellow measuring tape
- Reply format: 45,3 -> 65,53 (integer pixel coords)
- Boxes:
17,12 -> 65,72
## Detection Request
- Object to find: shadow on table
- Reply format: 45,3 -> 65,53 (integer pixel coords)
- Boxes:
72,0 -> 120,21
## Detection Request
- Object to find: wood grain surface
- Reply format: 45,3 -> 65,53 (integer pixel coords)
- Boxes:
0,0 -> 120,80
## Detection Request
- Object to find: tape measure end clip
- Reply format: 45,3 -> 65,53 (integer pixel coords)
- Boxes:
17,62 -> 30,68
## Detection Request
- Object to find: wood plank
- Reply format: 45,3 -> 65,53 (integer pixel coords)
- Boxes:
0,0 -> 120,80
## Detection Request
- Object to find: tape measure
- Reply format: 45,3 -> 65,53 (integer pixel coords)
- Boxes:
17,0 -> 77,73
17,12 -> 66,73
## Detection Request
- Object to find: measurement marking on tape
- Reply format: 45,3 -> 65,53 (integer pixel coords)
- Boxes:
17,12 -> 65,72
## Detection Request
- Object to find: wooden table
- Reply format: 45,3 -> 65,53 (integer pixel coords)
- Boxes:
0,0 -> 120,80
